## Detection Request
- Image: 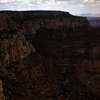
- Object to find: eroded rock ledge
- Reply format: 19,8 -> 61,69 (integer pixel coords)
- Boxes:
0,31 -> 35,67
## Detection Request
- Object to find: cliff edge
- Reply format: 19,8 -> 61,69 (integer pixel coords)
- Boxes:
1,11 -> 90,34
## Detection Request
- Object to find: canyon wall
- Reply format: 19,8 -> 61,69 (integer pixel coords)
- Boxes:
0,11 -> 100,100
3,11 -> 90,34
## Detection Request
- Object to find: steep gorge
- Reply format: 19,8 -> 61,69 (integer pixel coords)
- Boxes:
0,11 -> 100,100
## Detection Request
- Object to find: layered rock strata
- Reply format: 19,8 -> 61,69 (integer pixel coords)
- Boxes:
2,11 -> 90,34
0,11 -> 100,100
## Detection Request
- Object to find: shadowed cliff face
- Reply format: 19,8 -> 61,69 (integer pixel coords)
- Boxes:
2,11 -> 90,34
0,13 -> 16,30
0,11 -> 100,100
1,53 -> 100,100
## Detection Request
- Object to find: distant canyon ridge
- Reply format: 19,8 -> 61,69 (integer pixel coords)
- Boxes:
77,14 -> 100,27
88,17 -> 100,27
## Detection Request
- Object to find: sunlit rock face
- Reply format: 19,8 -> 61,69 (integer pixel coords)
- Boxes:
0,30 -> 35,67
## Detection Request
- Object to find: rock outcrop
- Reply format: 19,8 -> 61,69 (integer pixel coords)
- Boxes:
0,12 -> 16,30
0,30 -> 35,67
0,13 -> 36,99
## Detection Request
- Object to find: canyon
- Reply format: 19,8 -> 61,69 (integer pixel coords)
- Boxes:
87,17 -> 100,28
0,11 -> 100,100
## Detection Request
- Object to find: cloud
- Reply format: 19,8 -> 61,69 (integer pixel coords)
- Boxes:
0,0 -> 100,14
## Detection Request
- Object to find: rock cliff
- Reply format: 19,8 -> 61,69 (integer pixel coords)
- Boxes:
0,12 -> 16,30
0,11 -> 100,100
2,11 -> 90,33
0,13 -> 36,99
0,29 -> 35,67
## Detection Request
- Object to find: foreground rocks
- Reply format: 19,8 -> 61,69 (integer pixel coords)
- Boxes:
1,53 -> 100,100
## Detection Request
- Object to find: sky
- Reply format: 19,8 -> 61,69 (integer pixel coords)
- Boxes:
0,0 -> 100,14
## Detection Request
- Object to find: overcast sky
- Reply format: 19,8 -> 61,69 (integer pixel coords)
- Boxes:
0,0 -> 100,14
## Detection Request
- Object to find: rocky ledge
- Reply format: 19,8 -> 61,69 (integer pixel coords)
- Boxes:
0,29 -> 35,67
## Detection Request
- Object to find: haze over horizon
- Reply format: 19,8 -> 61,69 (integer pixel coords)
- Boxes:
0,0 -> 100,15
